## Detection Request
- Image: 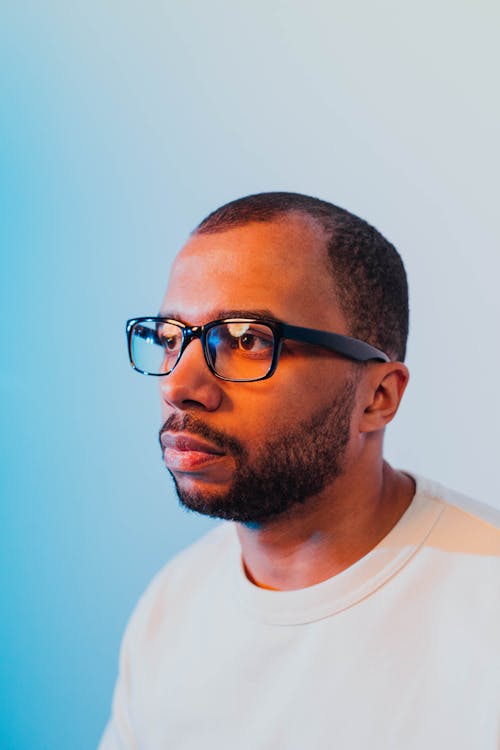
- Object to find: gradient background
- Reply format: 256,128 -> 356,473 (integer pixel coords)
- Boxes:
1,2 -> 499,748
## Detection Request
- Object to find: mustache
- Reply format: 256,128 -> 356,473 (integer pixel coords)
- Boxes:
159,414 -> 245,457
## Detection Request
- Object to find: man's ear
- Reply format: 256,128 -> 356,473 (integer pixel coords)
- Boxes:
358,362 -> 410,434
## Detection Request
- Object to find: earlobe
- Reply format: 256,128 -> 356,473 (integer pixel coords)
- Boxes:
359,363 -> 410,433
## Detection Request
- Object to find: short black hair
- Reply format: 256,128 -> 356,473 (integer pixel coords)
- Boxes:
195,191 -> 409,361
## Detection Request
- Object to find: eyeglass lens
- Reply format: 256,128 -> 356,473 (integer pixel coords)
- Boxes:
130,320 -> 275,380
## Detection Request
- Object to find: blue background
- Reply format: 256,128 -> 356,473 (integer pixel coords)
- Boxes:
1,2 -> 499,747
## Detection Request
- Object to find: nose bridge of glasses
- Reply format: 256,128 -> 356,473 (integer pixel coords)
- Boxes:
182,324 -> 203,343
177,324 -> 207,364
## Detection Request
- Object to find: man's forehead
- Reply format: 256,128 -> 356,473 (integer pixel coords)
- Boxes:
173,216 -> 330,276
161,217 -> 345,329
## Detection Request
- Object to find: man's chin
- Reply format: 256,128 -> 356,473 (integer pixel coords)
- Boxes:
175,488 -> 245,522
169,472 -> 238,520
171,475 -> 262,523
171,476 -> 309,525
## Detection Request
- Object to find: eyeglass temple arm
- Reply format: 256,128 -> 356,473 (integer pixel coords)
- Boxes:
280,323 -> 390,363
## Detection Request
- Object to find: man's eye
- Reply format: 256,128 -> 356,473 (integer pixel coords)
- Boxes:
160,335 -> 181,351
236,332 -> 272,352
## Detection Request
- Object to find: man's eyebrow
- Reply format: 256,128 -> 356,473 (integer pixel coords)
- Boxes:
157,308 -> 282,323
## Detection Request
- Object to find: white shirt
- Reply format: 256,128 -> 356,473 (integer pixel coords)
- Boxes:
99,475 -> 500,749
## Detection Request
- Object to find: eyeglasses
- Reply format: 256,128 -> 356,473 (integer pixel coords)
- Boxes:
126,317 -> 390,383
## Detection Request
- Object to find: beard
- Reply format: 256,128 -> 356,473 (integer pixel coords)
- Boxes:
159,377 -> 358,525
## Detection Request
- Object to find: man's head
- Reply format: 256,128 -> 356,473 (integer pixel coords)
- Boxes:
153,192 -> 409,524
195,192 -> 409,361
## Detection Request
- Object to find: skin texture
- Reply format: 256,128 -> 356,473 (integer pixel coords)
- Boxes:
160,375 -> 357,524
159,212 -> 414,590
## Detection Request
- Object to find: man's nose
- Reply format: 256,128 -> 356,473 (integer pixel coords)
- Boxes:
159,338 -> 223,412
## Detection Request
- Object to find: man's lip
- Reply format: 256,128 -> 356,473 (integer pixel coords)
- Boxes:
160,432 -> 225,456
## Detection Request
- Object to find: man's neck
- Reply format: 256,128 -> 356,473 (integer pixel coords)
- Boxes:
236,461 -> 415,591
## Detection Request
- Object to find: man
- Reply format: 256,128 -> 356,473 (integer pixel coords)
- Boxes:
100,192 -> 500,749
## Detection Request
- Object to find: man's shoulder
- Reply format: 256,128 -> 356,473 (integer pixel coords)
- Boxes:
414,474 -> 500,553
147,522 -> 236,594
124,523 -> 237,640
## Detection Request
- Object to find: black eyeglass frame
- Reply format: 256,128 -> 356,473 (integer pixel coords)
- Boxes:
126,316 -> 390,383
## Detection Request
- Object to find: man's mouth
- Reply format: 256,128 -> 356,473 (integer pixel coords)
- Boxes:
160,432 -> 227,472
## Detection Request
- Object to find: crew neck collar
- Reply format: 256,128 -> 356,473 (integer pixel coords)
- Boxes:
231,474 -> 445,625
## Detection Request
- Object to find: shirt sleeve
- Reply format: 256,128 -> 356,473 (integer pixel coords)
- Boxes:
97,623 -> 139,750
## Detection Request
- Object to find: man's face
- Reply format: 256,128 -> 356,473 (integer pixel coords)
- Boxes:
158,214 -> 361,524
